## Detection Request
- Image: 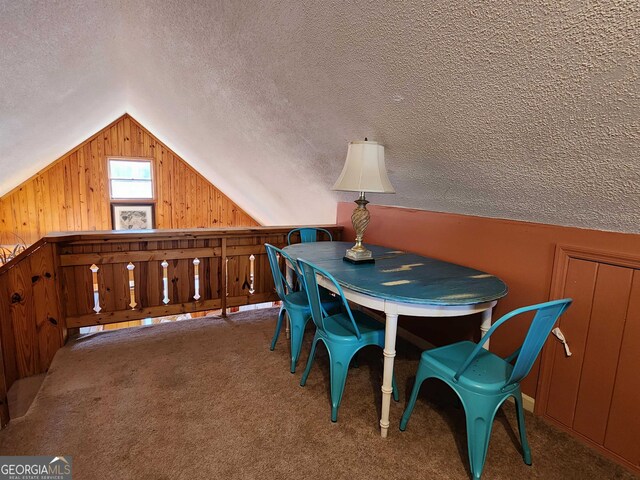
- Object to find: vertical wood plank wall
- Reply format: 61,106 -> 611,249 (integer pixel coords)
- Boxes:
0,243 -> 64,387
0,114 -> 259,245
0,226 -> 342,427
537,246 -> 640,474
0,241 -> 64,426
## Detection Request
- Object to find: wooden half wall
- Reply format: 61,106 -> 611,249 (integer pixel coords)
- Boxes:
0,225 -> 342,427
336,203 -> 640,399
0,114 -> 258,245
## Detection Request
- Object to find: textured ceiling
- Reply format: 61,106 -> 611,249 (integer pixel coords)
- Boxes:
1,0 -> 638,231
0,1 -> 127,195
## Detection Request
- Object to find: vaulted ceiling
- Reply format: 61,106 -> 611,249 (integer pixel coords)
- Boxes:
1,1 -> 638,231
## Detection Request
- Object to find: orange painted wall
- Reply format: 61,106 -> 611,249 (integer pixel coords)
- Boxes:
336,202 -> 640,397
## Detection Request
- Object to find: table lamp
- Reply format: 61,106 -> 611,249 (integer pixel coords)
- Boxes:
333,139 -> 395,264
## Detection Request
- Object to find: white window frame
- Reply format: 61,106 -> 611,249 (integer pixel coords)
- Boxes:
107,157 -> 155,201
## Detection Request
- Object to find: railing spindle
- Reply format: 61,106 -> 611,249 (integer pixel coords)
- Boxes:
126,262 -> 137,309
225,257 -> 229,297
249,254 -> 255,294
161,260 -> 169,305
193,257 -> 201,300
90,264 -> 101,313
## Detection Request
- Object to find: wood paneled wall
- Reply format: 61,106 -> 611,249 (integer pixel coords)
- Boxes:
0,226 -> 342,427
0,114 -> 258,245
537,246 -> 640,474
0,242 -> 64,392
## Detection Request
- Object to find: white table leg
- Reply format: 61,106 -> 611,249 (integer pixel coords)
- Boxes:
285,263 -> 293,339
380,311 -> 398,438
480,307 -> 493,350
285,314 -> 290,339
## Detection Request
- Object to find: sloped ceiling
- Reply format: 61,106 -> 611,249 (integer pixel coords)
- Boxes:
0,1 -> 127,195
1,1 -> 638,231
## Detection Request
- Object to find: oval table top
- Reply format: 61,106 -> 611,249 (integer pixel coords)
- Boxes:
283,241 -> 508,307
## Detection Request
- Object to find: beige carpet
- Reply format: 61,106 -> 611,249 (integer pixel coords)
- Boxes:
0,308 -> 636,480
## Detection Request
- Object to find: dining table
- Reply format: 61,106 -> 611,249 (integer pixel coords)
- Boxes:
282,241 -> 508,437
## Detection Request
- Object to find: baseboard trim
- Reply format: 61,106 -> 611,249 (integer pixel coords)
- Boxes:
506,392 -> 535,412
521,393 -> 535,412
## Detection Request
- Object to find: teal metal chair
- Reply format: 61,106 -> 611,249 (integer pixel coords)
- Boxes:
265,243 -> 339,373
298,257 -> 399,422
287,227 -> 333,245
399,298 -> 572,479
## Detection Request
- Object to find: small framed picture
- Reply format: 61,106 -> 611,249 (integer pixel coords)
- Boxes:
112,204 -> 155,230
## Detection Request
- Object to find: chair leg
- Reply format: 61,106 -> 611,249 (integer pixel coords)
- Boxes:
399,363 -> 430,431
270,307 -> 286,351
300,335 -> 320,387
329,349 -> 354,422
289,317 -> 307,373
513,392 -> 532,465
461,395 -> 499,480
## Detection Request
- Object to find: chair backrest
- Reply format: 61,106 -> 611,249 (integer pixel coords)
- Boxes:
287,227 -> 333,245
297,258 -> 362,339
264,243 -> 299,301
454,298 -> 572,388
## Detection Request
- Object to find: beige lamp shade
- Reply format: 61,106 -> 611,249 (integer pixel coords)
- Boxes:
332,141 -> 395,193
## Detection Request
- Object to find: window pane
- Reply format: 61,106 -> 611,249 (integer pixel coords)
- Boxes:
111,180 -> 153,199
109,160 -> 152,180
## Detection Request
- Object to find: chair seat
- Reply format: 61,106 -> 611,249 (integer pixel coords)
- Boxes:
322,310 -> 385,344
423,341 -> 514,394
284,288 -> 338,310
297,257 -> 400,422
265,242 -> 342,373
401,299 -> 572,479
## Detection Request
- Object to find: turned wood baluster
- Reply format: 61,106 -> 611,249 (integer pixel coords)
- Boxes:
225,257 -> 229,297
249,254 -> 255,295
193,258 -> 201,301
90,264 -> 101,313
161,260 -> 169,305
126,262 -> 137,309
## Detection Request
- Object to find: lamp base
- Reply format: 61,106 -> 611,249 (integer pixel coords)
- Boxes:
343,256 -> 375,265
343,247 -> 375,264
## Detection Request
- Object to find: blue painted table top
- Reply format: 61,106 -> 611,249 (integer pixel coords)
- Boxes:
283,242 -> 508,306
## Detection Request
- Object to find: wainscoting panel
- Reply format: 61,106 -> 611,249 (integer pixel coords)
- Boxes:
537,245 -> 640,473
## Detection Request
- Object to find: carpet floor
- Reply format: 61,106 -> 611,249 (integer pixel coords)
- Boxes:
0,308 -> 636,479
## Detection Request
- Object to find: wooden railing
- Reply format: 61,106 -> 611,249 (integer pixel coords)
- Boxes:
0,225 -> 341,426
